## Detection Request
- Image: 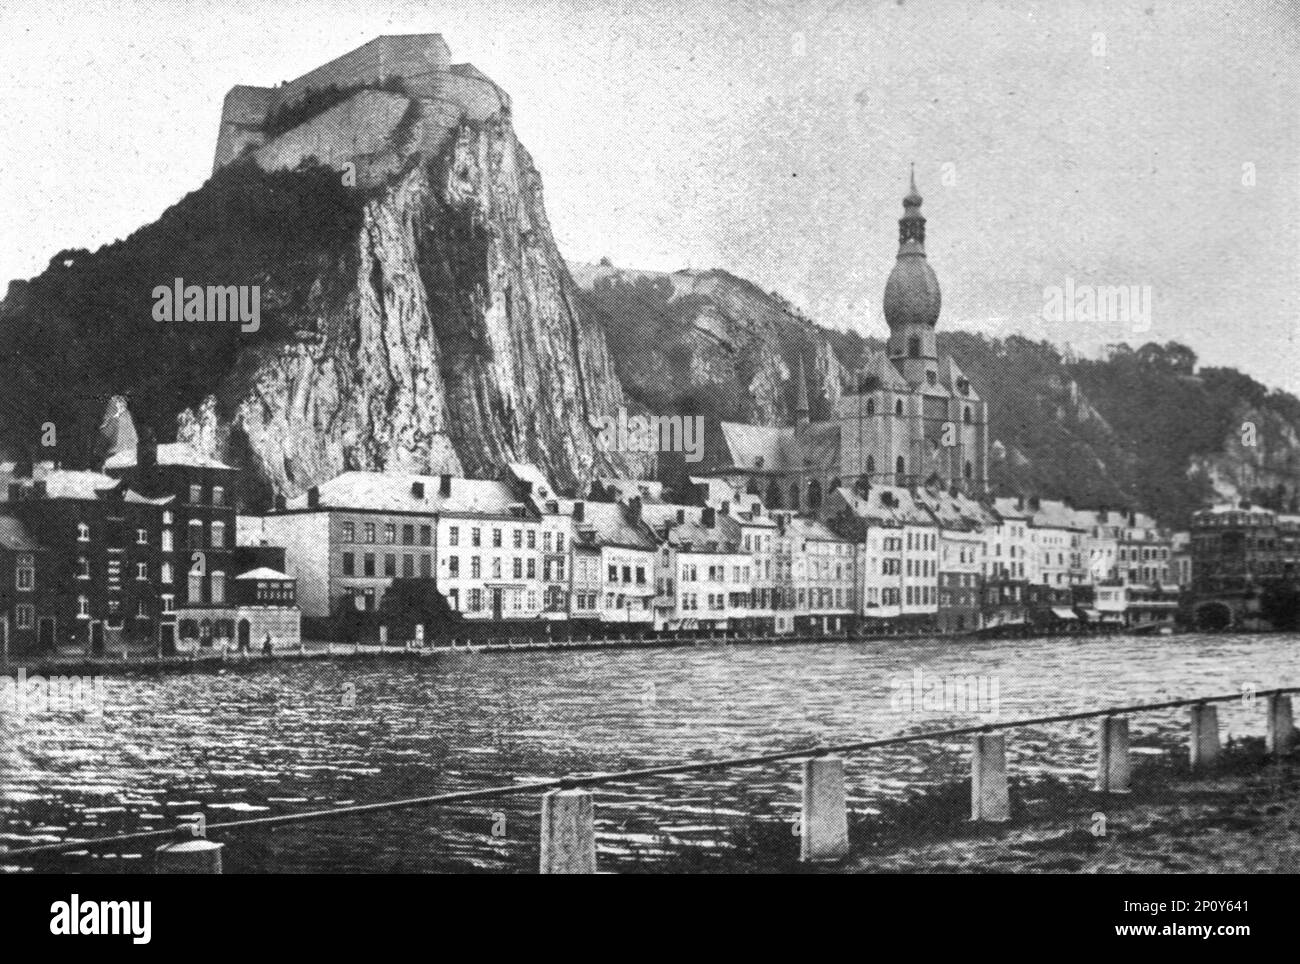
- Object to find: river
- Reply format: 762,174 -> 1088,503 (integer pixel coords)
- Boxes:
2,632 -> 1297,872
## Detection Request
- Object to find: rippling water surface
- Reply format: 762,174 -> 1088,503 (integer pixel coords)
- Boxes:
3,633 -> 1297,872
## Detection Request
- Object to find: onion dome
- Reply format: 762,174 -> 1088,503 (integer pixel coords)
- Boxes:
883,166 -> 942,328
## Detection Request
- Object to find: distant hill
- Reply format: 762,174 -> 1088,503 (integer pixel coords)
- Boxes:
573,263 -> 1300,527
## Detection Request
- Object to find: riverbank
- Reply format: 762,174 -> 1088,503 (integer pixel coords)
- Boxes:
0,624 -> 1219,677
639,737 -> 1300,873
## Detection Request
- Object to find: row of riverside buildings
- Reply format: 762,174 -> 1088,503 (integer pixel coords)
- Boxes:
0,174 -> 1280,656
0,442 -> 1197,656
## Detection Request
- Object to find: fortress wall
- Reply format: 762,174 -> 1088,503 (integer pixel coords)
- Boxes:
273,34 -> 452,111
252,89 -> 411,174
213,85 -> 274,171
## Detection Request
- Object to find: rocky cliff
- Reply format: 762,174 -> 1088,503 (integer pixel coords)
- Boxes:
0,63 -> 638,498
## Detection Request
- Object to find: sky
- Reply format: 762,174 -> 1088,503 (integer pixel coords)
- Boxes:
1,0 -> 1297,391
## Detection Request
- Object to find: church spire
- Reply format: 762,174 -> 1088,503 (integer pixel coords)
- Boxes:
899,162 -> 926,250
794,353 -> 810,428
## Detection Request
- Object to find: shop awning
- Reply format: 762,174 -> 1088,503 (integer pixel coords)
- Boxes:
1051,607 -> 1079,620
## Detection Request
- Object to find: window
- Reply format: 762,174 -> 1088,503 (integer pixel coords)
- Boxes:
188,571 -> 203,602
896,456 -> 906,475
136,528 -> 148,545
211,572 -> 225,604
449,526 -> 459,547
420,525 -> 432,546
136,562 -> 148,580
77,595 -> 89,618
363,553 -> 375,577
471,527 -> 481,547
895,399 -> 904,417
402,524 -> 414,546
449,556 -> 459,577
471,556 -> 481,579
384,524 -> 396,545
212,486 -> 225,506
527,558 -> 536,579
364,523 -> 376,544
384,554 -> 397,577
161,561 -> 173,584
342,521 -> 356,543
493,528 -> 502,548
908,336 -> 921,358
421,555 -> 431,578
77,522 -> 90,542
556,534 -> 564,552
211,521 -> 225,548
492,558 -> 501,579
189,483 -> 202,504
342,552 -> 355,576
403,555 -> 415,578
15,605 -> 34,630
161,529 -> 173,552
513,529 -> 522,550
16,554 -> 34,591
188,519 -> 203,549
513,558 -> 523,579
161,594 -> 175,614
469,588 -> 483,612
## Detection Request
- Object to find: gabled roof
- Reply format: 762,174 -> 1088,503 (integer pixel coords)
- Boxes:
830,484 -> 935,527
235,567 -> 293,580
939,355 -> 980,401
914,487 -> 997,531
571,501 -> 657,552
104,443 -> 235,471
286,472 -> 529,517
715,421 -> 840,473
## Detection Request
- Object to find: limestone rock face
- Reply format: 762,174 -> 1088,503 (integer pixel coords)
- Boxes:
215,114 -> 635,497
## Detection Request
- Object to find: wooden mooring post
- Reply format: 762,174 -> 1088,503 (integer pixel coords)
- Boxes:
800,755 -> 849,861
539,787 -> 596,874
971,732 -> 1010,821
1267,693 -> 1295,756
1189,703 -> 1221,769
1096,716 -> 1131,793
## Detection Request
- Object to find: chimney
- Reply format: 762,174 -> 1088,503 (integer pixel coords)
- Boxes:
628,496 -> 642,522
138,426 -> 158,474
572,500 -> 585,523
411,481 -> 425,500
702,506 -> 716,528
1016,494 -> 1025,511
274,493 -> 287,512
1238,500 -> 1251,511
306,486 -> 320,509
439,474 -> 453,498
1029,495 -> 1041,511
1099,506 -> 1109,522
676,508 -> 686,524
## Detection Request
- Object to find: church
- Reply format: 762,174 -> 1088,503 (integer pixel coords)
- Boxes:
684,171 -> 989,512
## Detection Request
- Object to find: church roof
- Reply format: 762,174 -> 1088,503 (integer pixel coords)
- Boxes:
716,422 -> 840,474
